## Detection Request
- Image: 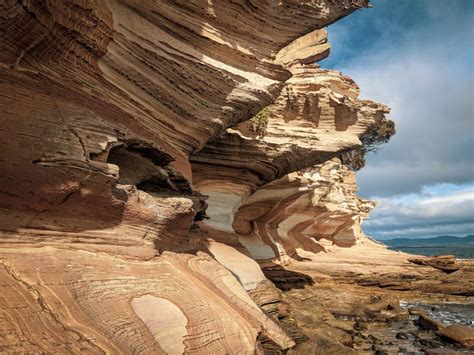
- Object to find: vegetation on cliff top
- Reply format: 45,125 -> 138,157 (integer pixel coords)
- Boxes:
363,118 -> 396,153
341,118 -> 396,171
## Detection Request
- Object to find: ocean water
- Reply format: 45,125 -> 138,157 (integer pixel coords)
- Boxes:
400,301 -> 474,327
388,246 -> 474,259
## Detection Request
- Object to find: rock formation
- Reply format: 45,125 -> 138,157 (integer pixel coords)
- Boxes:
201,159 -> 375,263
408,255 -> 461,274
438,325 -> 474,348
0,1 -> 403,353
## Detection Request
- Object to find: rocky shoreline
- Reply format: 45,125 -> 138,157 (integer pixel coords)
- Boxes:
263,243 -> 474,353
0,1 -> 470,352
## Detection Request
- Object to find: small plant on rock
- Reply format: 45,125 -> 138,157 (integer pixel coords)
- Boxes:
250,107 -> 270,138
363,118 -> 396,153
341,118 -> 396,171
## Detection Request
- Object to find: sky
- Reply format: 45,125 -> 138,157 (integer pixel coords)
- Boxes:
320,0 -> 474,240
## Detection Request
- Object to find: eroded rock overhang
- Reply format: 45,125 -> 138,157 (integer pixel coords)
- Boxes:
0,1 -> 395,353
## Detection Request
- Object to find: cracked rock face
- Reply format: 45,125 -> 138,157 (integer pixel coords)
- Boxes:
0,0 -> 393,353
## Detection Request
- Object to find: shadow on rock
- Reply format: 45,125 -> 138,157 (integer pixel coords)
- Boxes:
262,265 -> 314,291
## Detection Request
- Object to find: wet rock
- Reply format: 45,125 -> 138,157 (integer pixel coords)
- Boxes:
354,322 -> 367,331
377,309 -> 405,322
368,334 -> 382,344
425,348 -> 461,355
395,332 -> 408,340
386,303 -> 397,310
437,324 -> 474,347
373,346 -> 390,355
383,304 -> 408,321
409,307 -> 427,316
419,338 -> 444,347
418,313 -> 445,331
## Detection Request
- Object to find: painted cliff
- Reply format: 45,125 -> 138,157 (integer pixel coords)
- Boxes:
0,1 -> 396,352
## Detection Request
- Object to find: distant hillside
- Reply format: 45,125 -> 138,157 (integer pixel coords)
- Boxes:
384,235 -> 474,247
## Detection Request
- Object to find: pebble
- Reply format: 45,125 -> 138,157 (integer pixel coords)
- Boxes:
395,332 -> 408,340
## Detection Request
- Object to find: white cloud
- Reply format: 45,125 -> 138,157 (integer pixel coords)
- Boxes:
370,223 -> 474,238
323,1 -> 474,239
363,183 -> 474,239
323,0 -> 474,198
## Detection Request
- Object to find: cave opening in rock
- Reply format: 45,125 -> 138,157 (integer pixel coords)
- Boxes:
106,144 -> 173,190
107,144 -> 207,222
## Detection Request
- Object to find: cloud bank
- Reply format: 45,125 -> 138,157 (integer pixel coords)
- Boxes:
363,184 -> 474,239
321,0 -> 474,239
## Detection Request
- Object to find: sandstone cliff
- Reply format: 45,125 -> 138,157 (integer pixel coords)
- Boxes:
0,1 -> 394,353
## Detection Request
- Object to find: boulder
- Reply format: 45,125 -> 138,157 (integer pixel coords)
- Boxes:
418,314 -> 445,331
437,324 -> 474,347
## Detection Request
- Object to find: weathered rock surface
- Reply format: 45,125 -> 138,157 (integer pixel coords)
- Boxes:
193,63 -> 388,264
438,325 -> 474,348
279,244 -> 474,353
418,313 -> 446,331
231,159 -> 375,262
409,255 -> 461,273
5,1 -> 467,354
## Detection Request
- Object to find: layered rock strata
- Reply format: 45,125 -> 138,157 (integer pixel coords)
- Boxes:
0,1 -> 399,353
193,65 -> 387,263
198,158 -> 376,263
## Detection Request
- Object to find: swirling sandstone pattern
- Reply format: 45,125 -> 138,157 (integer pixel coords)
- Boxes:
194,66 -> 387,263
0,0 -> 394,353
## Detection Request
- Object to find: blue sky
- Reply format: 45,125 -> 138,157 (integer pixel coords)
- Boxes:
321,0 -> 474,239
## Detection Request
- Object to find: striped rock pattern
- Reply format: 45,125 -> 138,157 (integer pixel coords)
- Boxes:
194,66 -> 388,263
0,0 -> 392,353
